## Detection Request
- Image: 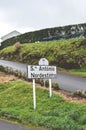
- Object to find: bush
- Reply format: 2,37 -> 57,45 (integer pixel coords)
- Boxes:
14,42 -> 21,51
0,65 -> 5,71
73,90 -> 86,98
40,80 -> 59,90
40,79 -> 44,86
52,82 -> 59,90
45,80 -> 49,87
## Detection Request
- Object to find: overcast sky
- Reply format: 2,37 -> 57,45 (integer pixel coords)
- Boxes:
0,0 -> 86,38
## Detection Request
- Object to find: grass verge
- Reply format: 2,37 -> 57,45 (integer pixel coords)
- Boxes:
69,68 -> 86,77
0,80 -> 86,130
58,67 -> 86,77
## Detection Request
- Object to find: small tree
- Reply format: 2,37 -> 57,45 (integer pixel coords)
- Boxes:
14,42 -> 21,51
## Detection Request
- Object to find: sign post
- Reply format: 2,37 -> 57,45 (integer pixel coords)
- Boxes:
33,79 -> 36,109
28,58 -> 57,109
49,79 -> 52,97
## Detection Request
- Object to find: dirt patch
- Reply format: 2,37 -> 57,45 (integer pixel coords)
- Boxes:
0,72 -> 18,83
54,89 -> 86,104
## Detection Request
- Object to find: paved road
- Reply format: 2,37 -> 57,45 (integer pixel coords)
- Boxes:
0,60 -> 86,92
0,120 -> 28,130
53,72 -> 86,91
0,120 -> 47,130
0,59 -> 27,73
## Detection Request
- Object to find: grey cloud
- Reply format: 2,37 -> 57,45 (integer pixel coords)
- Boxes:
0,0 -> 86,35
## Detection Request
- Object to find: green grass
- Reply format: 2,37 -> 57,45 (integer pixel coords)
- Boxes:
0,80 -> 86,130
71,68 -> 86,72
0,38 -> 86,69
58,67 -> 86,77
70,68 -> 86,77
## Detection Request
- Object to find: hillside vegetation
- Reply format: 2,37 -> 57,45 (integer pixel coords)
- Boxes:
0,38 -> 86,69
1,23 -> 86,49
0,80 -> 86,130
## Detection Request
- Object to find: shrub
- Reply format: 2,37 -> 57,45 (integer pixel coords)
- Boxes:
39,79 -> 44,86
45,80 -> 49,87
73,90 -> 86,98
52,82 -> 59,90
0,65 -> 5,71
14,42 -> 21,51
40,80 -> 60,90
35,79 -> 41,84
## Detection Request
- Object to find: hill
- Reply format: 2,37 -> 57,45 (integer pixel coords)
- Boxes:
0,38 -> 86,69
1,23 -> 86,49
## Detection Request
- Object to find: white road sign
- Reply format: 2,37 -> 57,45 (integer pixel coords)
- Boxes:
28,65 -> 56,79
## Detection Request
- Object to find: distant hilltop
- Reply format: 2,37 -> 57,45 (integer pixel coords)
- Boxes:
0,23 -> 86,49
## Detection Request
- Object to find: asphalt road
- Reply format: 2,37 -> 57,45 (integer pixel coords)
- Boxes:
52,72 -> 86,91
0,60 -> 86,92
0,120 -> 46,130
0,120 -> 28,130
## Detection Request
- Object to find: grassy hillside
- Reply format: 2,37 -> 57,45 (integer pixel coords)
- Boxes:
0,38 -> 86,69
0,80 -> 86,130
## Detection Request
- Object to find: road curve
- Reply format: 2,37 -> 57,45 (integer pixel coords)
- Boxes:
52,72 -> 86,92
0,60 -> 86,92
